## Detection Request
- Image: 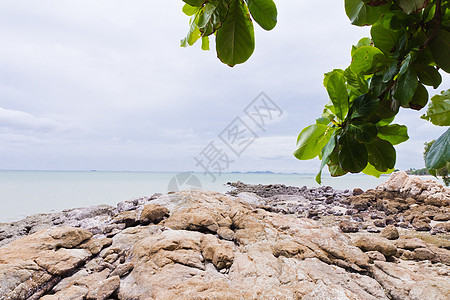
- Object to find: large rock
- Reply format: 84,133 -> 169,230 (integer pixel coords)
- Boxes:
0,189 -> 449,299
0,227 -> 94,299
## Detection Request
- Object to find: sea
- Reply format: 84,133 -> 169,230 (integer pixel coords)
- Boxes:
0,170 -> 440,223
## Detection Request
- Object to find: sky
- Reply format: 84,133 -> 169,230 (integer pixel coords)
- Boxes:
0,0 -> 447,173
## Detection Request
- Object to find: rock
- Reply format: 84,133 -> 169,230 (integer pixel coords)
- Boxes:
366,251 -> 386,263
431,222 -> 450,234
354,236 -> 397,257
381,225 -> 399,240
413,220 -> 432,231
374,219 -> 386,228
0,227 -> 93,299
139,204 -> 170,225
434,213 -> 450,221
413,248 -> 436,261
1,185 -> 449,299
111,210 -> 139,228
353,188 -> 364,196
339,221 -> 359,233
217,227 -> 234,241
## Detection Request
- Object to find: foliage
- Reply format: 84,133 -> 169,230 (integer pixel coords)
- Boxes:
180,0 -> 277,67
424,140 -> 450,185
180,0 -> 450,183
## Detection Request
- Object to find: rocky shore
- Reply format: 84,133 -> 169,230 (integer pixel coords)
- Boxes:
0,172 -> 449,299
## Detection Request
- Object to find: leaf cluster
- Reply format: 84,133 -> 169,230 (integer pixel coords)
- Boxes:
180,0 -> 277,66
293,0 -> 450,183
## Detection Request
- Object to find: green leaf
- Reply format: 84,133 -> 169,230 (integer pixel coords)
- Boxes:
362,163 -> 394,178
294,125 -> 334,160
316,133 -> 337,184
182,4 -> 199,16
409,83 -> 428,110
201,36 -> 210,50
414,64 -> 442,88
338,131 -> 368,173
328,147 -> 348,177
345,0 -> 390,26
347,122 -> 378,143
382,62 -> 399,82
421,89 -> 450,126
376,116 -> 395,126
351,46 -> 385,75
349,94 -> 380,119
182,0 -> 205,7
245,0 -> 277,30
351,37 -> 372,56
366,137 -> 396,172
326,71 -> 349,121
394,67 -> 418,106
425,128 -> 450,170
216,0 -> 255,67
377,124 -> 409,145
181,15 -> 202,47
397,0 -> 427,14
430,29 -> 450,73
371,23 -> 401,54
316,117 -> 331,125
345,67 -> 369,93
198,0 -> 230,36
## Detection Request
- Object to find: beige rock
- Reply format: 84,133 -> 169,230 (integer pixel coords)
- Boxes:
354,236 -> 397,257
0,227 -> 93,299
366,251 -> 386,263
381,225 -> 399,240
41,285 -> 89,300
139,204 -> 169,224
217,227 -> 234,241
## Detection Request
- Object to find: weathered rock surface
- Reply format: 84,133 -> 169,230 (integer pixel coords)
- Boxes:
0,172 -> 448,299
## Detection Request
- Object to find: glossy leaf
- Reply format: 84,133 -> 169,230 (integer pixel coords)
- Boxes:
366,137 -> 396,172
326,71 -> 349,121
394,67 -> 418,106
216,0 -> 255,67
328,148 -> 348,177
421,89 -> 450,126
362,163 -> 394,178
398,0 -> 427,14
182,4 -> 199,16
245,0 -> 277,30
425,128 -> 450,170
347,122 -> 378,143
294,125 -> 334,160
198,0 -> 230,36
409,83 -> 428,110
351,46 -> 385,75
349,94 -> 380,119
345,0 -> 390,26
371,23 -> 401,54
430,29 -> 450,73
182,0 -> 205,7
338,131 -> 368,173
316,133 -> 337,184
377,124 -> 409,145
414,65 -> 442,88
201,36 -> 210,50
181,15 -> 202,47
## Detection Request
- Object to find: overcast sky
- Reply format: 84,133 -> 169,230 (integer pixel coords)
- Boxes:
0,0 -> 447,173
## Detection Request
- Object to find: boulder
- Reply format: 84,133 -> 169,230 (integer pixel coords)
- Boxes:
354,236 -> 397,257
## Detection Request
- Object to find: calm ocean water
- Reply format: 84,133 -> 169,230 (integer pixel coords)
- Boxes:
0,170 -> 439,223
